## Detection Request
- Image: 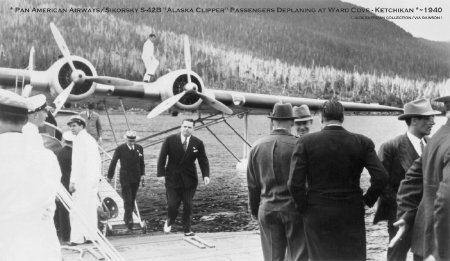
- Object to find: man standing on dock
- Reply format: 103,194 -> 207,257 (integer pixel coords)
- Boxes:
374,99 -> 439,261
108,130 -> 146,231
0,89 -> 62,260
157,119 -> 210,236
247,103 -> 308,261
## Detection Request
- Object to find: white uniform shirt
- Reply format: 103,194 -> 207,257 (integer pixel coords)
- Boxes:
142,39 -> 159,75
406,131 -> 426,156
70,129 -> 101,243
22,122 -> 44,147
0,132 -> 61,260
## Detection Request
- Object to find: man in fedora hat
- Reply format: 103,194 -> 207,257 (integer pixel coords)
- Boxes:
392,96 -> 450,260
107,130 -> 145,230
373,98 -> 440,261
67,115 -> 101,245
247,102 -> 308,261
293,104 -> 313,137
289,100 -> 387,261
0,89 -> 62,260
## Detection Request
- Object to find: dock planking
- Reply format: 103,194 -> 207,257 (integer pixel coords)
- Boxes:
62,231 -> 262,261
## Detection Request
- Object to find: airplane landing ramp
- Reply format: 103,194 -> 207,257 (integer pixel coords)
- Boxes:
62,231 -> 262,261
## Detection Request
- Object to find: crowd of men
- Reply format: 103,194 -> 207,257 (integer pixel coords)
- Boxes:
247,98 -> 450,261
2,85 -> 450,260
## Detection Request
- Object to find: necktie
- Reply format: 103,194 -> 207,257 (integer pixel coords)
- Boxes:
420,140 -> 425,154
182,139 -> 187,152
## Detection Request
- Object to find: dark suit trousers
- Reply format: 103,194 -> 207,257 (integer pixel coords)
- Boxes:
54,201 -> 71,242
166,186 -> 197,233
387,220 -> 412,261
258,208 -> 308,261
122,182 -> 140,226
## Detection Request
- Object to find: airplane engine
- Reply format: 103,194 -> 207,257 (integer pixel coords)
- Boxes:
157,70 -> 205,111
47,56 -> 97,101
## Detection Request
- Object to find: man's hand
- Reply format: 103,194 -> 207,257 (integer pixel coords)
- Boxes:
69,182 -> 76,193
98,137 -> 103,145
204,177 -> 210,185
107,178 -> 112,183
141,176 -> 145,187
389,219 -> 406,248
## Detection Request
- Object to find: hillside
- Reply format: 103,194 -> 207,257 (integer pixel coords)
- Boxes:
0,0 -> 449,107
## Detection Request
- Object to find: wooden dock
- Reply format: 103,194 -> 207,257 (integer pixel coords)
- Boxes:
62,231 -> 263,260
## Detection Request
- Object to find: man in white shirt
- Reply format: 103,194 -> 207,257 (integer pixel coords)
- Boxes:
373,98 -> 440,261
0,89 -> 62,260
22,94 -> 48,147
67,115 -> 102,245
142,33 -> 159,83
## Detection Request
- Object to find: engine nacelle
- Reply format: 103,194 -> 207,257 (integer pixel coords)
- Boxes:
47,56 -> 97,101
155,69 -> 206,111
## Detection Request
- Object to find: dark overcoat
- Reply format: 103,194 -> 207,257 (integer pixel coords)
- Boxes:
289,125 -> 388,261
107,143 -> 145,184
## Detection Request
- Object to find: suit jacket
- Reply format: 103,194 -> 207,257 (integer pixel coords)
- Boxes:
57,146 -> 72,190
247,129 -> 298,216
79,111 -> 102,140
397,120 -> 450,256
107,143 -> 145,184
289,125 -> 388,212
373,133 -> 421,224
433,167 -> 450,261
157,133 -> 209,188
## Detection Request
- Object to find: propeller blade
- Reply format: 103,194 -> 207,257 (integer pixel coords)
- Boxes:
53,82 -> 75,116
184,35 -> 192,83
147,91 -> 186,119
84,76 -> 134,87
50,22 -> 76,72
197,92 -> 233,115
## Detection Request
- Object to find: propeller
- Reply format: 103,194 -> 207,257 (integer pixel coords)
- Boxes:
147,35 -> 232,119
50,22 -> 134,115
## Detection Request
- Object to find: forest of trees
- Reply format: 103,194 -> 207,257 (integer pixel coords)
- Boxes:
1,0 -> 449,108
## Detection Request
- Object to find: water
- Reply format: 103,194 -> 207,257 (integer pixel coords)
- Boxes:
57,113 -> 448,260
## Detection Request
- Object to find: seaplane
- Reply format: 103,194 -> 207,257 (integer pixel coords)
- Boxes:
0,22 -> 402,260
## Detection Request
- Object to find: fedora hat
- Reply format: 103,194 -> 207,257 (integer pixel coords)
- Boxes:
293,105 -> 313,122
398,98 -> 441,120
124,130 -> 138,140
268,103 -> 296,120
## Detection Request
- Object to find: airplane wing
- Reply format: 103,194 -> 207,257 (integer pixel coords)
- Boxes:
0,23 -> 402,117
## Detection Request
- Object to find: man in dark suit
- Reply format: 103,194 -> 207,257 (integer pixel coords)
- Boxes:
374,99 -> 439,261
393,96 -> 450,260
247,103 -> 308,261
288,100 -> 388,261
157,119 -> 210,236
107,130 -> 145,230
55,131 -> 75,242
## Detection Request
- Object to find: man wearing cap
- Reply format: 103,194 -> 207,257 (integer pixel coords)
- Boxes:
157,119 -> 210,236
142,33 -> 159,83
373,98 -> 439,261
392,96 -> 450,260
107,130 -> 145,230
67,115 -> 101,245
289,100 -> 388,261
23,94 -> 48,147
55,131 -> 75,242
0,89 -> 62,260
247,103 -> 308,261
79,102 -> 103,143
293,104 -> 313,137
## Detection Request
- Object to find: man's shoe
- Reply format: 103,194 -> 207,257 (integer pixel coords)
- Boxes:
84,240 -> 93,244
184,231 -> 195,237
163,220 -> 171,233
68,242 -> 79,246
